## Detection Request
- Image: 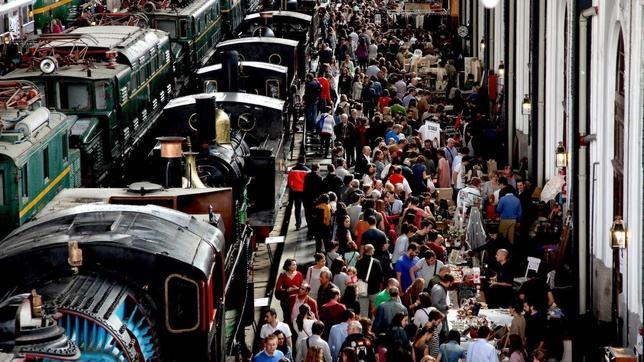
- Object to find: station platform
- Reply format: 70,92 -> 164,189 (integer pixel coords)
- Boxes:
243,130 -> 333,354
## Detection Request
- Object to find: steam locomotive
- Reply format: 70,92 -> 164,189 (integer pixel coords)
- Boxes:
0,184 -> 251,361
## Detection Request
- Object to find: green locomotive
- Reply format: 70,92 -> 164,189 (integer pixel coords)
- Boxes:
31,0 -> 84,31
3,26 -> 173,186
0,81 -> 81,237
146,0 -> 223,90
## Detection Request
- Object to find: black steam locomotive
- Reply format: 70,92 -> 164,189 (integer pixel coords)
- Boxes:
0,202 -> 235,361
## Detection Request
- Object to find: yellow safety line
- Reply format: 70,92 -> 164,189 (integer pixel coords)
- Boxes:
194,17 -> 221,44
32,0 -> 74,15
128,61 -> 171,101
19,165 -> 71,218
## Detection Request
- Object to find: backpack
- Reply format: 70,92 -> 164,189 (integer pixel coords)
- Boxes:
348,339 -> 371,362
315,114 -> 325,134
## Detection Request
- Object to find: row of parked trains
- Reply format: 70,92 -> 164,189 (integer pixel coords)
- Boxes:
0,0 -> 323,359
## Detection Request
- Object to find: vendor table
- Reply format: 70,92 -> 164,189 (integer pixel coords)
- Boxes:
447,308 -> 513,336
447,308 -> 513,351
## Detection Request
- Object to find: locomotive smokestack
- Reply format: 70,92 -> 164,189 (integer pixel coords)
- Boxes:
157,136 -> 184,188
193,94 -> 217,144
221,50 -> 239,92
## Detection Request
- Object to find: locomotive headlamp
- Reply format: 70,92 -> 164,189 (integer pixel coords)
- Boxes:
39,56 -> 58,74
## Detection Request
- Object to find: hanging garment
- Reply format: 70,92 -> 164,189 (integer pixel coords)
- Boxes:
416,15 -> 424,29
466,207 -> 487,250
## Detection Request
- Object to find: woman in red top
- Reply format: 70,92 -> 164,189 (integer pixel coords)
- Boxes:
378,89 -> 392,112
276,259 -> 303,322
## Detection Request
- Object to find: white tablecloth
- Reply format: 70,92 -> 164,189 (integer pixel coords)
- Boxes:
447,308 -> 513,332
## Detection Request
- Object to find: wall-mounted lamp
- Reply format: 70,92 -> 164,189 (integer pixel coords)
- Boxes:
521,94 -> 531,115
479,38 -> 486,51
555,142 -> 567,168
480,0 -> 500,8
610,217 -> 626,249
498,60 -> 504,77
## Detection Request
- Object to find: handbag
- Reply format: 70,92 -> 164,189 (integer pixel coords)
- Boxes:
357,258 -> 374,297
274,273 -> 288,301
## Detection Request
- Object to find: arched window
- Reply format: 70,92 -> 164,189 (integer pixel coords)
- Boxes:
613,31 -> 625,217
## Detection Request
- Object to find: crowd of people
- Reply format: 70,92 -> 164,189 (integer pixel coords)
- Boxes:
256,0 -> 568,361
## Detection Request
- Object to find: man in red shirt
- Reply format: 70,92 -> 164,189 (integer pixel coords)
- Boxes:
317,72 -> 332,107
427,231 -> 447,263
287,157 -> 310,230
319,288 -> 346,338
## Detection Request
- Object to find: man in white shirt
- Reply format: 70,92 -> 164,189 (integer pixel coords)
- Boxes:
366,60 -> 380,78
410,250 -> 444,290
466,326 -> 499,362
296,321 -> 332,362
418,119 -> 441,144
451,147 -> 469,186
348,29 -> 359,51
260,308 -> 293,347
385,191 -> 404,216
454,156 -> 471,190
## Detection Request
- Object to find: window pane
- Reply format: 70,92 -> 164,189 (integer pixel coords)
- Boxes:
166,275 -> 200,331
21,165 -> 28,198
156,20 -> 176,38
95,82 -> 107,109
43,146 -> 49,180
0,170 -> 4,205
62,133 -> 68,160
33,81 -> 47,107
60,83 -> 91,111
179,19 -> 188,38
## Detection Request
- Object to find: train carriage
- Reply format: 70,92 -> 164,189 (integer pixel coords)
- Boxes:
0,81 -> 81,237
240,10 -> 316,47
0,0 -> 35,40
2,26 -> 174,186
221,0 -> 244,37
213,36 -> 303,80
148,0 -> 223,87
196,60 -> 289,98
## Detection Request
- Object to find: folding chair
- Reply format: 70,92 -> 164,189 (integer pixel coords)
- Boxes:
513,256 -> 541,288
